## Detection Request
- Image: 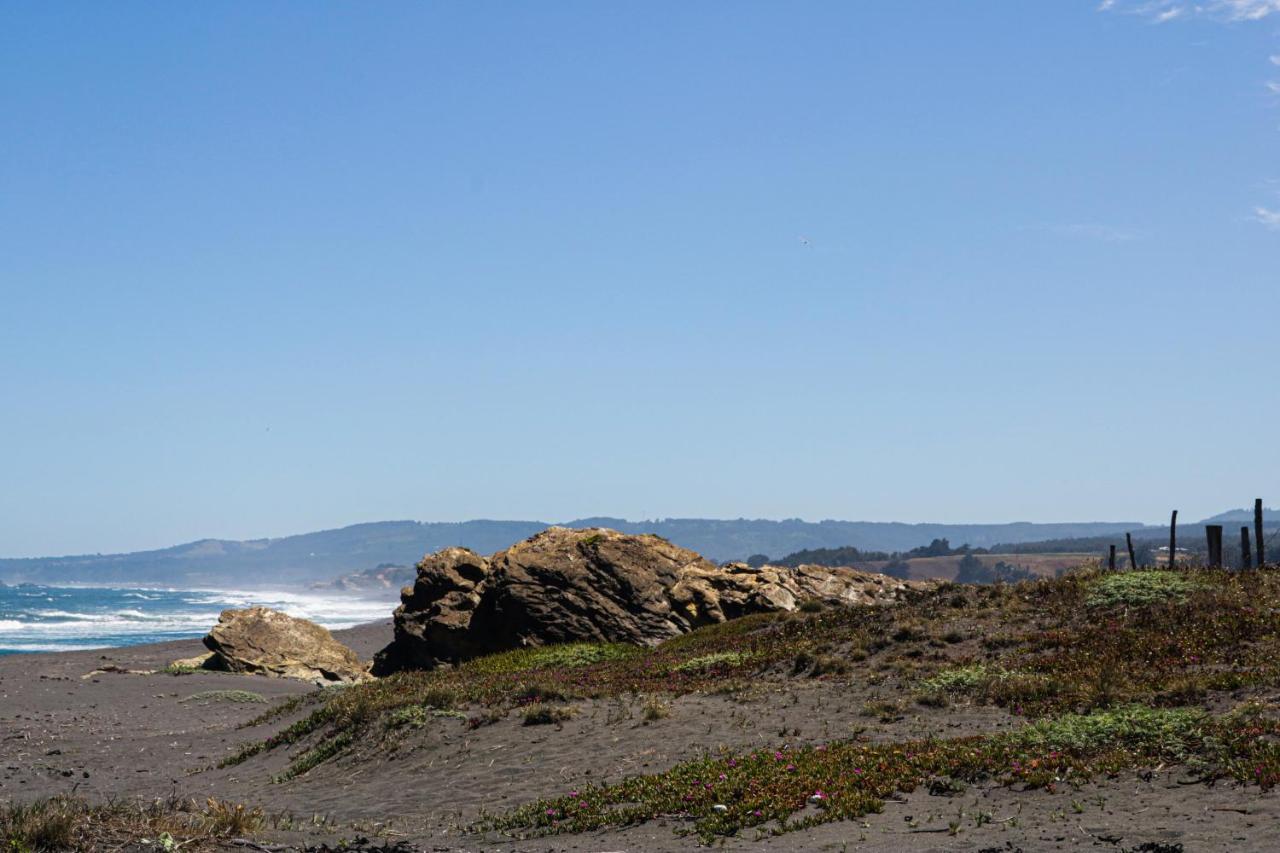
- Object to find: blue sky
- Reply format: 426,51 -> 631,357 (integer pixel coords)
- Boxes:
2,2 -> 1278,557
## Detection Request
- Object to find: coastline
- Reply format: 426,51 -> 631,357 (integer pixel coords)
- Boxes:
0,583 -> 399,656
4,616 -> 1280,851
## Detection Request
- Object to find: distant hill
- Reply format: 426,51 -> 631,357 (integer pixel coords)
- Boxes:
1200,507 -> 1280,524
0,520 -> 547,588
0,516 -> 1143,588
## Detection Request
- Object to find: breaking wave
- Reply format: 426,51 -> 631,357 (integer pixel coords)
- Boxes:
0,584 -> 393,654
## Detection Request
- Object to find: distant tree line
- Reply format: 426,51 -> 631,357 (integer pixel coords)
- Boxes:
761,526 -> 1280,578
954,554 -> 1036,584
760,535 -> 1164,583
767,538 -> 980,569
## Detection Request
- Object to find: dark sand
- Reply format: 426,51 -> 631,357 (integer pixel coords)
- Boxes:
2,622 -> 1278,851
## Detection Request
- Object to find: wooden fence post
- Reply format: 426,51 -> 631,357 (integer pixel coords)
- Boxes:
1109,544 -> 1117,572
1126,532 -> 1138,571
1242,527 -> 1252,570
1256,499 -> 1265,568
1169,510 -> 1178,569
1206,525 -> 1223,569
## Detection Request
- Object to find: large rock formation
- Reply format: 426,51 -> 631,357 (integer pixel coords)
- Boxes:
200,607 -> 370,683
372,527 -> 925,675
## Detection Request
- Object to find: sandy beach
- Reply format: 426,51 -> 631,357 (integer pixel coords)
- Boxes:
4,614 -> 1279,851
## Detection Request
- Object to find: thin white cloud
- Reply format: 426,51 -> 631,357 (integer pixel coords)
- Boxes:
1221,0 -> 1280,19
1026,223 -> 1140,242
1104,0 -> 1280,20
1254,207 -> 1280,229
1054,223 -> 1139,242
1105,1 -> 1280,232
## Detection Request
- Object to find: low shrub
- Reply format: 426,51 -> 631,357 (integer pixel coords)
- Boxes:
0,796 -> 270,851
1086,571 -> 1199,609
921,665 -> 998,693
672,652 -> 752,673
201,798 -> 264,836
642,696 -> 671,721
522,704 -> 575,726
462,643 -> 637,676
0,798 -> 77,851
180,690 -> 267,704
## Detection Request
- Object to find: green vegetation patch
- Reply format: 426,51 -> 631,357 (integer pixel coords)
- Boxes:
1086,571 -> 1200,609
672,651 -> 753,673
387,704 -> 467,729
920,664 -> 1002,693
487,706 -> 1280,843
522,704 -> 576,726
0,796 -> 267,852
229,567 -> 1280,779
462,642 -> 638,675
1008,705 -> 1207,760
159,663 -> 200,676
180,690 -> 267,704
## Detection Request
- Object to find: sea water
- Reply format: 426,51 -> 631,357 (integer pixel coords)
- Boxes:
0,584 -> 394,654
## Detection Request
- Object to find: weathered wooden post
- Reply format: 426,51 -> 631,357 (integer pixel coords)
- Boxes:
1126,532 -> 1138,571
1169,510 -> 1178,569
1109,544 -> 1117,572
1256,499 -> 1265,568
1242,527 -> 1252,570
1206,525 -> 1223,569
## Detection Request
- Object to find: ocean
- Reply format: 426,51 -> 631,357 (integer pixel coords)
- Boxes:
0,584 -> 396,654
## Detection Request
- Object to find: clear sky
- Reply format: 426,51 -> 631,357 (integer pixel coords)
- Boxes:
2,2 -> 1278,557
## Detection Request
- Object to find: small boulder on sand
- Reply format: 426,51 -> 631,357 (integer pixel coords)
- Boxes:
195,607 -> 369,683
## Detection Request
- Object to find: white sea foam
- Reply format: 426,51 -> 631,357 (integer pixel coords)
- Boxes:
0,642 -> 111,652
182,589 -> 393,628
29,610 -> 105,620
0,585 -> 391,653
0,615 -> 222,636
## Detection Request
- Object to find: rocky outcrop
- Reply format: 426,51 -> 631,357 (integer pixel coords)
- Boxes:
311,563 -> 415,597
200,607 -> 370,683
372,527 -> 927,675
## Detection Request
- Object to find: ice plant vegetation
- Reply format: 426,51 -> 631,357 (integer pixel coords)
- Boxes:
231,564 -> 1280,826
487,706 -> 1280,843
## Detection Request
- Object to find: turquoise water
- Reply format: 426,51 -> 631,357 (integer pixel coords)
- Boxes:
0,584 -> 393,654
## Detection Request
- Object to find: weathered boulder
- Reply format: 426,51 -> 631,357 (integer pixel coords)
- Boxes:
200,607 -> 370,683
378,547 -> 494,671
372,527 -> 927,675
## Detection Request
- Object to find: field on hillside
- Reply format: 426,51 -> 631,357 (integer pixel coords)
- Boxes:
863,552 -> 1096,581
